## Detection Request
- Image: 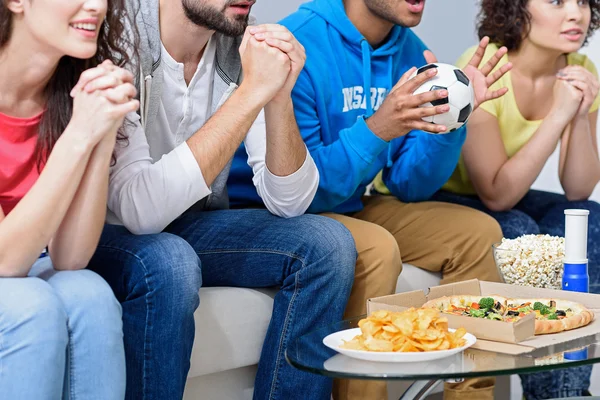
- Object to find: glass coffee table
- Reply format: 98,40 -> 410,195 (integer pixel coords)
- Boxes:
286,317 -> 600,400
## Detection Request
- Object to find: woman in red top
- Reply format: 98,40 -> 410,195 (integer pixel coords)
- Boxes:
0,0 -> 138,397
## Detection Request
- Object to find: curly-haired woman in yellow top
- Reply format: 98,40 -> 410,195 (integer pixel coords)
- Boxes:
432,0 -> 600,398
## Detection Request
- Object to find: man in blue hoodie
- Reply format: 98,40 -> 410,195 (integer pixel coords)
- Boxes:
229,1 -> 511,399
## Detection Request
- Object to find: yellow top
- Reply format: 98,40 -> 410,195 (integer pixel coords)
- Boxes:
443,43 -> 600,195
373,44 -> 600,196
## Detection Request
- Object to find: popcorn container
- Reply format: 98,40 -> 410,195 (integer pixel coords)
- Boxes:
492,236 -> 565,290
562,210 -> 590,294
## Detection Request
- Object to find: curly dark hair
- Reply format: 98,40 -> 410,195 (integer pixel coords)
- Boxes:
0,0 -> 138,165
477,0 -> 600,50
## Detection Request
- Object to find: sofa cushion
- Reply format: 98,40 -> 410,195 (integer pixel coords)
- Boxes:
189,287 -> 276,377
189,264 -> 442,378
396,263 -> 442,293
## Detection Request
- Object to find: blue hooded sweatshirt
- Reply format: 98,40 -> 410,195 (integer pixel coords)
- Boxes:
227,0 -> 467,214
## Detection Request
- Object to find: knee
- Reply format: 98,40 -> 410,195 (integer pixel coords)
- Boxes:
468,210 -> 504,244
357,224 -> 403,280
134,233 -> 202,306
56,270 -> 123,328
294,215 -> 357,287
0,279 -> 68,349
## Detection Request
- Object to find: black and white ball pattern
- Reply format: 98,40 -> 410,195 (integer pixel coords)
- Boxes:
411,63 -> 475,134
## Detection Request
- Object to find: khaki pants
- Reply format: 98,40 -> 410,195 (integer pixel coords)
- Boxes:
325,196 -> 502,400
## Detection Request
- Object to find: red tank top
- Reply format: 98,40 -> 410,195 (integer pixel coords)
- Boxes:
0,111 -> 43,215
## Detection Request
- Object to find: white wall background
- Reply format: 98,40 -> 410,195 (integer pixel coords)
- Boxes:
253,0 -> 600,201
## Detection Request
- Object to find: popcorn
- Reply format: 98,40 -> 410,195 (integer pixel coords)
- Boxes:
493,234 -> 565,289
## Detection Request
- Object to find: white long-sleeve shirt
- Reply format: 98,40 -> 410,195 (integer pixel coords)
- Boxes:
106,38 -> 319,235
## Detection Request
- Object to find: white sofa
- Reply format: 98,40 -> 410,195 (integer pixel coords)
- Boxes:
183,265 -> 443,400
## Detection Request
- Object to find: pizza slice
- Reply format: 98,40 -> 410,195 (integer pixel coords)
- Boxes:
422,295 -> 507,321
505,298 -> 595,334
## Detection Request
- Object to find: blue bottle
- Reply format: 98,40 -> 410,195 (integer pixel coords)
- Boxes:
562,210 -> 590,293
562,210 -> 590,361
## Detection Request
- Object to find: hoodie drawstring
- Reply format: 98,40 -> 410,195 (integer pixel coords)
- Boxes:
386,56 -> 394,168
361,40 -> 395,168
360,40 -> 373,116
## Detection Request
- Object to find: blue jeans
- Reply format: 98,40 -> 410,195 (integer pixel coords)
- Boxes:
433,189 -> 600,399
88,209 -> 356,400
0,258 -> 126,400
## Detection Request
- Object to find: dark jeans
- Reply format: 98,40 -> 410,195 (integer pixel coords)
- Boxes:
88,209 -> 357,400
433,189 -> 600,399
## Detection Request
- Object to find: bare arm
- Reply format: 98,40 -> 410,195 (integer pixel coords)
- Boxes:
109,88 -> 284,234
187,31 -> 291,186
463,77 -> 585,211
462,108 -> 569,211
48,64 -> 138,270
186,83 -> 266,185
263,98 -> 306,175
109,35 -> 293,233
250,25 -> 307,175
0,63 -> 137,276
0,133 -> 94,277
48,134 -> 114,270
244,108 -> 318,218
558,111 -> 600,200
557,65 -> 600,200
238,25 -> 318,217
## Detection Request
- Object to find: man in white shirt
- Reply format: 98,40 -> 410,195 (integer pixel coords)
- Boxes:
82,1 -> 358,399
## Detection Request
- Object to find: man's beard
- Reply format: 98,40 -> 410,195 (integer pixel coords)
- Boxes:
364,0 -> 421,28
182,0 -> 249,36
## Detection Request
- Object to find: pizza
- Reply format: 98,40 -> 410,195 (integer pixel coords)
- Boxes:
421,295 -> 506,321
505,298 -> 595,334
422,295 -> 594,335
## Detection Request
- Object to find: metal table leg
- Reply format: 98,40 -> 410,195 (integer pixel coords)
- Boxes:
398,379 -> 442,400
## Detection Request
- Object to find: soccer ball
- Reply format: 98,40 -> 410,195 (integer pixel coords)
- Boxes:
411,63 -> 475,134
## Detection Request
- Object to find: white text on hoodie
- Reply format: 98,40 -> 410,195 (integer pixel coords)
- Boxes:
342,87 -> 388,113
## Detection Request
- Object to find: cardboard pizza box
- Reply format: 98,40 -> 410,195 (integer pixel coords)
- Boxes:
367,279 -> 600,355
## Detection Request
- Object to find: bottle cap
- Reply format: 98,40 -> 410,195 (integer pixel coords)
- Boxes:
564,209 -> 589,261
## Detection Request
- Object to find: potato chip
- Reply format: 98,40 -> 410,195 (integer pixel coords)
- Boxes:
340,308 -> 468,353
434,317 -> 449,331
439,339 -> 451,351
371,310 -> 390,320
365,337 -> 394,352
382,324 -> 400,333
359,320 -> 382,337
392,315 -> 413,336
341,337 -> 364,350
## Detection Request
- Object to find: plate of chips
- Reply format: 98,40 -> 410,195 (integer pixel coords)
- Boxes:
323,308 -> 476,362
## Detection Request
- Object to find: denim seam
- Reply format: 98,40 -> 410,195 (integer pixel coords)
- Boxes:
268,258 -> 303,400
96,244 -> 155,399
196,248 -> 304,261
0,330 -> 3,381
68,325 -> 75,400
141,264 -> 154,400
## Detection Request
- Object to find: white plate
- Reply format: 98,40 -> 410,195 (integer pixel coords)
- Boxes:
323,328 -> 476,363
323,352 -> 476,375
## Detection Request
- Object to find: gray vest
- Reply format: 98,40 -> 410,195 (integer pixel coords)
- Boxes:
136,4 -> 244,212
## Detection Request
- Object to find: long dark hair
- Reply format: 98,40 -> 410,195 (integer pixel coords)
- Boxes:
0,0 -> 137,165
477,0 -> 600,50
